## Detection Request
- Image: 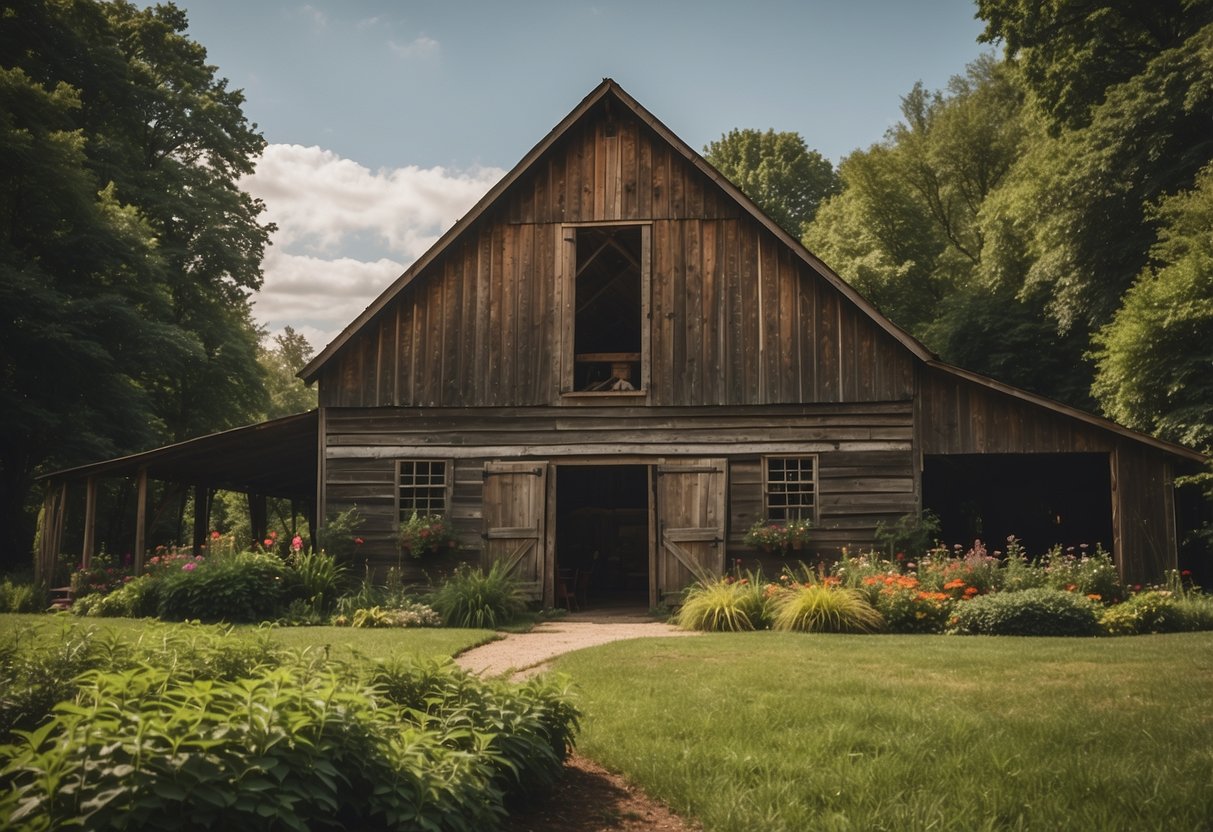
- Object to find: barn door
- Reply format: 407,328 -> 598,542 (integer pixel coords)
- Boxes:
654,459 -> 727,607
483,461 -> 549,601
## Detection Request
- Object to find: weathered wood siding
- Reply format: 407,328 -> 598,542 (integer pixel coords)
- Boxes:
317,104 -> 914,408
1112,443 -> 1177,584
323,403 -> 915,568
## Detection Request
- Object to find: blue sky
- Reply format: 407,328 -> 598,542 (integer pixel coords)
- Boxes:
181,0 -> 993,349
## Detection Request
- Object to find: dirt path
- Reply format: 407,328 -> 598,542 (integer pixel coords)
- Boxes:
457,609 -> 701,832
455,609 -> 698,679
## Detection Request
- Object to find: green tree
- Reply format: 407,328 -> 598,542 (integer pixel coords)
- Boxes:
0,0 -> 272,570
704,128 -> 839,236
259,327 -> 317,420
1091,163 -> 1213,453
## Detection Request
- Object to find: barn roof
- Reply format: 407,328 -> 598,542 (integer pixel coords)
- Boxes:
37,410 -> 318,498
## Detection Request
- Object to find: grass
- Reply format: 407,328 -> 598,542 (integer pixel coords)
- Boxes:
554,631 -> 1213,832
0,613 -> 497,660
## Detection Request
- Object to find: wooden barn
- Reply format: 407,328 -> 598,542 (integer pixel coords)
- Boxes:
39,80 -> 1207,606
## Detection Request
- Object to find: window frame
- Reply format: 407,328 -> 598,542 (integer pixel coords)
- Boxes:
761,455 -> 818,523
559,221 -> 651,399
395,459 -> 452,522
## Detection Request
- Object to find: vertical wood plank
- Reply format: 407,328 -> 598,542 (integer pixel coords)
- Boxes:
134,468 -> 148,573
724,220 -> 743,404
777,248 -> 796,402
684,219 -> 702,405
739,224 -> 760,404
640,224 -> 653,396
701,220 -> 721,405
82,476 -> 97,569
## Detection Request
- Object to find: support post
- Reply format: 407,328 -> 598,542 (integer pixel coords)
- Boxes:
192,485 -> 211,555
134,468 -> 148,574
248,492 -> 267,546
82,477 -> 97,570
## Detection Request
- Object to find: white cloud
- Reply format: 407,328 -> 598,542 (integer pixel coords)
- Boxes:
241,144 -> 504,354
388,35 -> 439,59
298,4 -> 328,29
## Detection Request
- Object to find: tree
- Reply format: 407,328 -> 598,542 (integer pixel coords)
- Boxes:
703,129 -> 839,236
259,327 -> 318,420
1091,163 -> 1213,453
0,0 -> 272,570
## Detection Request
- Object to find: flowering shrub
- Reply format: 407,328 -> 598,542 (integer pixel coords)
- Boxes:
861,574 -> 954,634
1042,544 -> 1124,604
69,552 -> 131,598
399,513 -> 458,557
156,550 -> 286,623
334,603 -> 442,628
1099,590 -> 1191,635
743,518 -> 811,553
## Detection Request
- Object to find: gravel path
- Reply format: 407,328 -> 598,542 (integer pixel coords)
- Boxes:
456,609 -> 698,679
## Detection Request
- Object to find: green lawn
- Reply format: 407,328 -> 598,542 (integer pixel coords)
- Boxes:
0,613 -> 497,660
554,631 -> 1213,832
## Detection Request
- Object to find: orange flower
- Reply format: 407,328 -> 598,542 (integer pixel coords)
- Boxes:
1087,593 -> 1102,601
944,578 -> 965,590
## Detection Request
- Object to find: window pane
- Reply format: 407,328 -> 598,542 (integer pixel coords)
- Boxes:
765,456 -> 815,522
399,460 -> 447,518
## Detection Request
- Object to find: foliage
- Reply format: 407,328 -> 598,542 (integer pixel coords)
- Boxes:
0,633 -> 579,832
703,128 -> 839,235
430,561 -> 528,629
0,581 -> 42,614
950,587 -> 1101,636
68,551 -> 130,598
0,0 -> 274,570
675,576 -> 767,632
742,518 -> 811,553
769,584 -> 883,634
316,505 -> 365,561
866,574 -> 954,634
284,549 -> 348,615
156,550 -> 286,623
873,510 -> 940,560
72,574 -> 160,618
1042,544 -> 1124,604
1099,589 -> 1200,636
917,539 -> 1001,596
337,603 -> 442,628
258,326 -> 317,419
1091,162 -> 1213,453
399,512 -> 459,557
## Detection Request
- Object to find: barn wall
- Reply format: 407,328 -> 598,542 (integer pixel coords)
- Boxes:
317,105 -> 914,409
1112,443 -> 1177,585
322,404 -> 915,571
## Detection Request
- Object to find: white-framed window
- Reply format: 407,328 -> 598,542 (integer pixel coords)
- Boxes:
763,456 -> 817,522
397,460 -> 448,518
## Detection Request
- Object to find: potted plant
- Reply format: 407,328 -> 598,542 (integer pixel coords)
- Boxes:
744,518 -> 812,554
399,512 -> 458,557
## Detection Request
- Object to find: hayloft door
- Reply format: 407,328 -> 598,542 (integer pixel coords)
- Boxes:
654,459 -> 727,607
483,461 -> 549,602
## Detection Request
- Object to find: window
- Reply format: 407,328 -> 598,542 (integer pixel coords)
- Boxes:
763,456 -> 817,522
566,224 -> 648,393
397,460 -> 448,518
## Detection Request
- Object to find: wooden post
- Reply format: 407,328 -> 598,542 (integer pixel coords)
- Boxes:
134,469 -> 148,574
192,485 -> 210,555
81,477 -> 98,569
248,493 -> 267,546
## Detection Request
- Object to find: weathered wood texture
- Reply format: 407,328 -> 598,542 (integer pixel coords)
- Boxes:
655,460 -> 727,605
323,403 -> 915,566
1112,444 -> 1177,584
317,106 -> 914,409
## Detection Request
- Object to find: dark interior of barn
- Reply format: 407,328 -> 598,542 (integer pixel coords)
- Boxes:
922,453 -> 1114,557
555,465 -> 649,608
573,226 -> 643,391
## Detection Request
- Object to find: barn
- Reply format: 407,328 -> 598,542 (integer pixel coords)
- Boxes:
38,79 -> 1208,606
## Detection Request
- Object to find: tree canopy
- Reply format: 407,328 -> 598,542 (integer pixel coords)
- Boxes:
0,0 -> 272,569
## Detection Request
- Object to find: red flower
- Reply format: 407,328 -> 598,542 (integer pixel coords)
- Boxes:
210,530 -> 221,540
1181,570 -> 1192,577
263,538 -> 273,547
355,537 -> 365,545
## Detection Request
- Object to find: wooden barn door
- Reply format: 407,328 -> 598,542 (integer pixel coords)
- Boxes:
483,461 -> 549,602
654,459 -> 727,607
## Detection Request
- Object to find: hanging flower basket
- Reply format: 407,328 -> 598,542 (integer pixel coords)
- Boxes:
399,513 -> 459,558
744,518 -> 812,555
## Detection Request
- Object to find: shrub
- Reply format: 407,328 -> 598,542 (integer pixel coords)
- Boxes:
770,584 -> 883,633
918,539 -> 1001,596
157,550 -> 286,623
73,574 -> 160,618
872,580 -> 953,634
950,588 -> 1101,636
873,509 -> 940,560
339,603 -> 442,628
400,512 -> 459,557
1043,545 -> 1124,604
999,536 -> 1048,592
284,549 -> 348,614
0,580 -> 43,613
430,561 -> 527,628
1099,590 -> 1194,635
676,577 -> 766,632
68,551 -> 129,598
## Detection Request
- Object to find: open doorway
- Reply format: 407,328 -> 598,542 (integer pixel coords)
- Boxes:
922,453 -> 1114,555
555,465 -> 650,608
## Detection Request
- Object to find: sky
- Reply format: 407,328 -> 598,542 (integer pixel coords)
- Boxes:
177,0 -> 993,352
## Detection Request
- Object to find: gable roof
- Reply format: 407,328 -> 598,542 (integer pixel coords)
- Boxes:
299,78 -> 935,383
297,79 -> 1206,466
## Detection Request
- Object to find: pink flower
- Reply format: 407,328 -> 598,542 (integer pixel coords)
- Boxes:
182,562 -> 197,572
264,538 -> 273,547
269,531 -> 278,539
354,537 -> 364,545
210,530 -> 221,540
291,535 -> 303,552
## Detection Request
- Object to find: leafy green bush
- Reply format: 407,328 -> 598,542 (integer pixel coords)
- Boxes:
73,574 -> 160,618
284,549 -> 348,614
676,576 -> 768,632
0,580 -> 43,613
157,550 -> 286,623
0,626 -> 579,831
950,588 -> 1101,636
873,509 -> 940,559
430,561 -> 527,628
1173,594 -> 1213,631
770,584 -> 883,633
338,603 -> 442,628
1099,590 -> 1197,635
873,581 -> 953,634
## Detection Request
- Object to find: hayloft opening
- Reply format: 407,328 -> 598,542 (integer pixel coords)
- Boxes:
555,465 -> 649,607
573,226 -> 643,392
922,453 -> 1114,556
